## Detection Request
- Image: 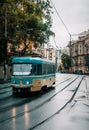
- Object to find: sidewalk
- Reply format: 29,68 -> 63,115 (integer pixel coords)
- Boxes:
0,79 -> 10,84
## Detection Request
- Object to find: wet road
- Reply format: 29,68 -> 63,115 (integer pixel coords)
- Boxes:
0,73 -> 89,130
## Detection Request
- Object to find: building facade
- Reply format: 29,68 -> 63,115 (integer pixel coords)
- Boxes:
71,30 -> 89,73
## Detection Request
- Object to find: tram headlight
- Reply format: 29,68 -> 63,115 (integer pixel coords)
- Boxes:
26,81 -> 29,84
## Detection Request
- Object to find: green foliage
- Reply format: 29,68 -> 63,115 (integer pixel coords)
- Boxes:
0,0 -> 54,57
0,38 -> 7,62
61,53 -> 71,70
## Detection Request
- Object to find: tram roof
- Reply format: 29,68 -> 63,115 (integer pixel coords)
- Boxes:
12,56 -> 55,64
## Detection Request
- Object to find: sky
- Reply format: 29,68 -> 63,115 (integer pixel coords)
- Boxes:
49,0 -> 89,48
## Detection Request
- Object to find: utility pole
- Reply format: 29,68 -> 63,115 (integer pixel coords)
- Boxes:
69,34 -> 72,63
69,34 -> 72,72
4,11 -> 7,81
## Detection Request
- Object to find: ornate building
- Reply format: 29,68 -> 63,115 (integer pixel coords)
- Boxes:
70,30 -> 89,73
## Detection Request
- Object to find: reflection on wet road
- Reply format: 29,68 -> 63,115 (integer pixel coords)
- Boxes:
0,73 -> 89,130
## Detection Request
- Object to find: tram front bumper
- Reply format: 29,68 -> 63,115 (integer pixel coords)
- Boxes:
12,85 -> 33,95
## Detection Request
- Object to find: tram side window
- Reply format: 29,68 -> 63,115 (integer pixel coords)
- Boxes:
42,64 -> 46,74
47,64 -> 51,74
32,64 -> 37,75
50,65 -> 53,74
37,64 -> 42,75
51,65 -> 53,74
47,64 -> 55,74
53,65 -> 56,73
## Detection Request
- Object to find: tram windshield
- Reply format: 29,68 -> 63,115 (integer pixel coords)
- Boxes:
12,64 -> 32,75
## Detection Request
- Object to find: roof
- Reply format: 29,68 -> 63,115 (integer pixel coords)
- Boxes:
12,56 -> 55,64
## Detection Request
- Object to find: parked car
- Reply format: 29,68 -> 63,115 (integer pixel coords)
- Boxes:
84,71 -> 89,75
74,70 -> 83,75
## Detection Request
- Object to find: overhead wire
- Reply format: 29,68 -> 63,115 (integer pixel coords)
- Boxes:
49,0 -> 71,37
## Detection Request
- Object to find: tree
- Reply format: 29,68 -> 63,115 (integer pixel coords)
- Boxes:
61,53 -> 71,72
0,0 -> 54,57
0,38 -> 7,63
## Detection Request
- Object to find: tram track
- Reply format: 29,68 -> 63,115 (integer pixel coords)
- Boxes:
0,84 -> 11,90
0,90 -> 12,101
29,76 -> 84,130
0,89 -> 11,95
0,77 -> 71,101
0,76 -> 76,111
0,83 -> 12,101
0,75 -> 81,126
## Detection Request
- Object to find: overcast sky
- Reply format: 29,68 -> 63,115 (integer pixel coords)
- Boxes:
50,0 -> 89,48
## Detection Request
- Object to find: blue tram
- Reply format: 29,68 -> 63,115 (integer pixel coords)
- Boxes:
11,57 -> 56,95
